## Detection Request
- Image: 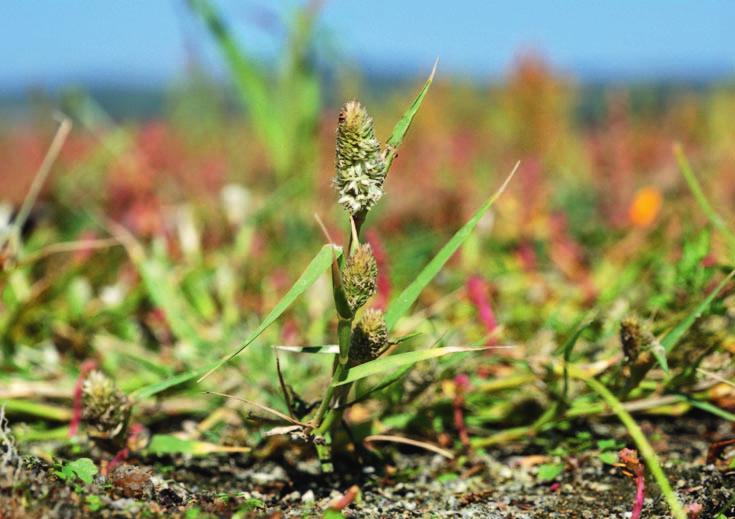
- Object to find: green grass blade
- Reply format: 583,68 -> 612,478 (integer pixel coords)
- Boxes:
198,244 -> 342,381
131,365 -> 213,401
554,316 -> 595,404
573,370 -> 686,519
189,0 -> 285,170
139,257 -> 212,351
682,397 -> 735,421
675,143 -> 735,252
661,270 -> 734,353
333,346 -> 492,387
383,60 -> 437,174
274,344 -> 339,354
132,245 -> 341,398
384,162 -> 519,331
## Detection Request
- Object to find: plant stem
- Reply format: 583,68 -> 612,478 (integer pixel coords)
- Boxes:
313,314 -> 353,472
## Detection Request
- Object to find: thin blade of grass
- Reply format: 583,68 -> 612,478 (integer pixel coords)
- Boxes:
274,334 -> 420,355
660,270 -> 734,354
555,316 -> 595,405
189,0 -> 284,167
333,345 -> 503,386
132,244 -> 341,398
384,162 -> 519,331
274,345 -> 340,354
148,434 -> 250,456
571,369 -> 686,519
205,391 -> 308,426
674,143 -> 735,252
198,244 -> 342,381
383,60 -> 437,174
131,365 -> 213,401
344,331 -> 453,406
7,118 -> 72,251
681,396 -> 735,421
364,434 -> 454,459
139,257 -> 213,351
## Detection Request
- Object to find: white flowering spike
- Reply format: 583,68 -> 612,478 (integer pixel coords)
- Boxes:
334,101 -> 386,215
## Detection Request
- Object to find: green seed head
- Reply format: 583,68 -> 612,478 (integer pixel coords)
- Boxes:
334,101 -> 386,215
620,316 -> 648,363
82,370 -> 130,441
350,308 -> 389,365
342,243 -> 378,312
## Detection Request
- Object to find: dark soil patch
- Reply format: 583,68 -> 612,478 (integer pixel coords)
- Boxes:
2,415 -> 734,518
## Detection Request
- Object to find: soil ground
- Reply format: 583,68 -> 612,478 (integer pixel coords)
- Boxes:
2,414 -> 734,518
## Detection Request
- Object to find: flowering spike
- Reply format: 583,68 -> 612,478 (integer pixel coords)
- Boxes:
82,370 -> 131,445
342,244 -> 378,312
349,308 -> 389,365
334,101 -> 386,215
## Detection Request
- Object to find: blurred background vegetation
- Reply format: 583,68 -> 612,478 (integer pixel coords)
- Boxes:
1,0 -> 734,482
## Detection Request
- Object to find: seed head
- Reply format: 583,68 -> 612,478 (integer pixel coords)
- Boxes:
350,308 -> 389,365
334,101 -> 386,215
343,244 -> 378,312
620,316 -> 653,363
82,370 -> 130,442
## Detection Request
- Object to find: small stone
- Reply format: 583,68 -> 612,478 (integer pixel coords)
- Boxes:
109,464 -> 153,499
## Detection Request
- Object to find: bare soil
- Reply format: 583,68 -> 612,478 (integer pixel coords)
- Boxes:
2,414 -> 734,518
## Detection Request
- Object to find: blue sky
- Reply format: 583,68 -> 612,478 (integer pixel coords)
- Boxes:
2,0 -> 733,89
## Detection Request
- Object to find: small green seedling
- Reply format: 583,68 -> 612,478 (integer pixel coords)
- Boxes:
54,457 -> 98,485
85,495 -> 103,512
537,462 -> 565,482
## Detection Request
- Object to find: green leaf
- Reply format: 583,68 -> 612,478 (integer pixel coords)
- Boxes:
675,144 -> 735,252
596,439 -> 619,450
555,316 -> 595,403
274,344 -> 339,354
62,458 -> 98,485
148,434 -> 249,456
138,256 -> 212,351
383,60 -> 437,174
683,397 -> 735,421
572,368 -> 687,519
189,0 -> 283,170
333,346 -> 492,386
85,495 -> 103,512
199,244 -> 342,381
131,365 -> 213,401
437,472 -> 459,483
384,162 -> 519,331
275,333 -> 419,354
599,452 -> 618,465
537,462 -> 564,482
661,270 -> 734,352
133,244 -> 341,397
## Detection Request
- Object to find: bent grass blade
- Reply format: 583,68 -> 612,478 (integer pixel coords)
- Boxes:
385,162 -> 519,331
132,244 -> 341,399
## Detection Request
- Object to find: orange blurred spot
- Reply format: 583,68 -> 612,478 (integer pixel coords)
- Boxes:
629,186 -> 663,227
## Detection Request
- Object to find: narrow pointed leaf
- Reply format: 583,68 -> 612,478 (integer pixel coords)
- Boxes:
148,434 -> 250,456
385,162 -> 519,330
648,271 -> 733,374
384,60 -> 437,173
198,244 -> 342,381
189,0 -> 284,168
675,144 -> 735,252
661,270 -> 734,353
132,245 -> 341,398
131,365 -> 213,401
333,346 -> 495,386
274,344 -> 339,354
